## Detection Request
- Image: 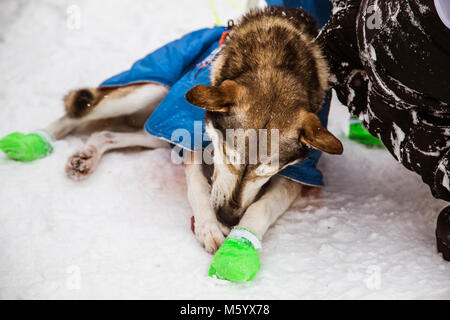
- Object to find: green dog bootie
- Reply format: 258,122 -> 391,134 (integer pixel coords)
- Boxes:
209,227 -> 261,282
346,116 -> 384,147
0,130 -> 55,162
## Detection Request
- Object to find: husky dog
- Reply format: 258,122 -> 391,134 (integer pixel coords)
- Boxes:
42,7 -> 343,253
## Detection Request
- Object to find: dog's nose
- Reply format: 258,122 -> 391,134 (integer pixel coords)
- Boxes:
216,206 -> 240,227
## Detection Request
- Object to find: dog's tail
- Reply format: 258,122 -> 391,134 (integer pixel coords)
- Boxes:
64,88 -> 99,118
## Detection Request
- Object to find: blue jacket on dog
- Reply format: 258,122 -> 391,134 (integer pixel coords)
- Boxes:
100,26 -> 331,187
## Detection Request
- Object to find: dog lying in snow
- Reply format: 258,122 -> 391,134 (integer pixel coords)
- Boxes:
32,8 -> 343,253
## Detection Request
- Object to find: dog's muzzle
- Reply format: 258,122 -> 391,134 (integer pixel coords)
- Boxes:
216,205 -> 241,227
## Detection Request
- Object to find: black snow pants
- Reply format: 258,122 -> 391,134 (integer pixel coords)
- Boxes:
318,0 -> 450,201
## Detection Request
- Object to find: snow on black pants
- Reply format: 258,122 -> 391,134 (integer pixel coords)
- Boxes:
318,0 -> 450,201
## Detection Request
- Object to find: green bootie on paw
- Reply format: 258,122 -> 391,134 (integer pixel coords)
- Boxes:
347,117 -> 384,147
209,227 -> 261,282
0,130 -> 54,162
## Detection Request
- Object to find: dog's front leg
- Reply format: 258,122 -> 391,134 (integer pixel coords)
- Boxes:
184,151 -> 230,253
237,176 -> 302,240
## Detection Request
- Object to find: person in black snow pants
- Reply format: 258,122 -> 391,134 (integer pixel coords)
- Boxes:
313,0 -> 450,260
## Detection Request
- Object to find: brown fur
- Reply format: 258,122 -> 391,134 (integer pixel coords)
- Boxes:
185,7 -> 343,225
185,80 -> 243,112
186,7 -> 342,163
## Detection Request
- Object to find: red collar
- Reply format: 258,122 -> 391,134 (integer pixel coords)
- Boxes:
219,31 -> 229,47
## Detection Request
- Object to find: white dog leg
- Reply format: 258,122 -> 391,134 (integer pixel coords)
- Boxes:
66,130 -> 167,180
237,175 -> 302,240
185,151 -> 230,253
46,116 -> 83,140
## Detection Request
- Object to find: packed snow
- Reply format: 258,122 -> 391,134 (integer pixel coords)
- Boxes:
0,0 -> 448,299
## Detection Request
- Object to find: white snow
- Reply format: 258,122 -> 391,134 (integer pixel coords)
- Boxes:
0,0 -> 449,300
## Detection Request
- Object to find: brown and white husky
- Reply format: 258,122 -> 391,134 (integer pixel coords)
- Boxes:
43,7 -> 343,253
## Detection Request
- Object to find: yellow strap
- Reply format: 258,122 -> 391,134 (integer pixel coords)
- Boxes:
208,0 -> 246,26
225,0 -> 245,11
208,0 -> 222,26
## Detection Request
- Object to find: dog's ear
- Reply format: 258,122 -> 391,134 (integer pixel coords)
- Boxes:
185,80 -> 241,112
299,111 -> 343,155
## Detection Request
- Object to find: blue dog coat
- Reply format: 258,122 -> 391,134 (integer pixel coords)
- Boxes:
100,26 -> 331,187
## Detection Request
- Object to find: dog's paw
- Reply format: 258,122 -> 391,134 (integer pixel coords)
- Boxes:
65,146 -> 99,180
0,132 -> 53,162
194,219 -> 230,254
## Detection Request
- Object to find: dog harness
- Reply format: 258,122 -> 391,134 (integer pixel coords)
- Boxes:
100,26 -> 331,187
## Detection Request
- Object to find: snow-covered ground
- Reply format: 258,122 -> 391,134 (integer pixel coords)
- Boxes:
0,0 -> 448,300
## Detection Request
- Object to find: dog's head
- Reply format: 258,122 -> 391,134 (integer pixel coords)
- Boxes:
186,78 -> 343,226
